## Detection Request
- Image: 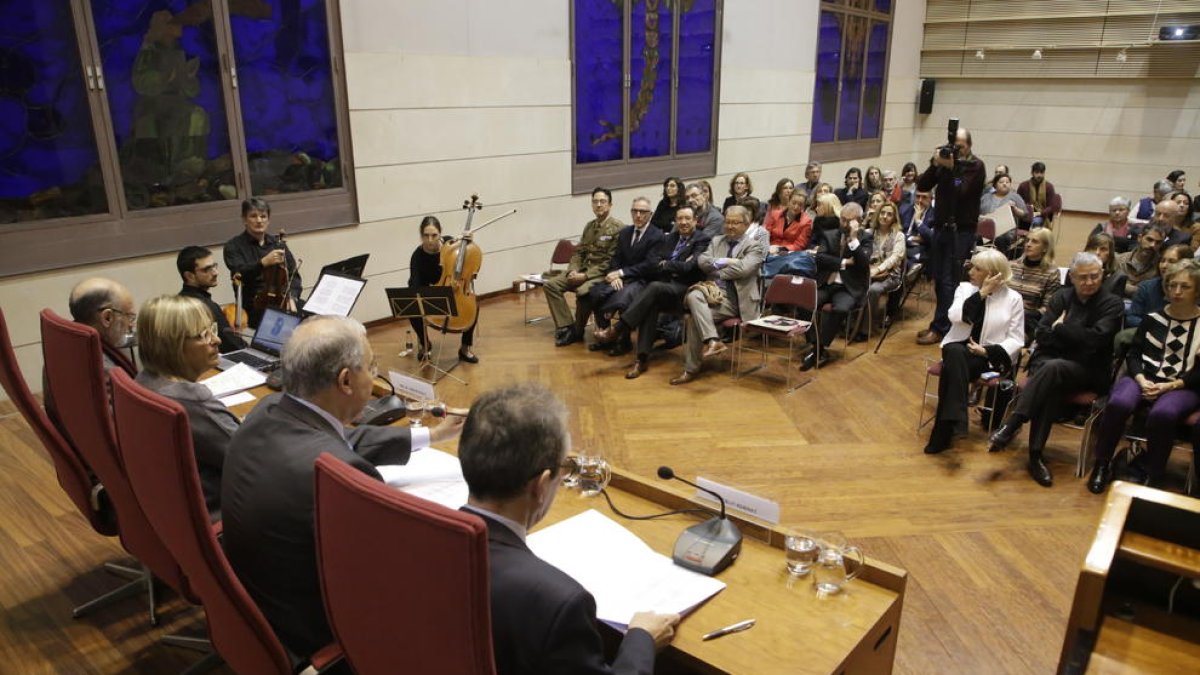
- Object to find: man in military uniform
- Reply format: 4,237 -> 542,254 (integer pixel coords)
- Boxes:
546,187 -> 624,346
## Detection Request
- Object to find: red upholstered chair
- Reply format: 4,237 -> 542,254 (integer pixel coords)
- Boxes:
735,275 -> 817,391
313,454 -> 496,675
39,308 -> 194,626
976,217 -> 997,247
0,308 -> 149,618
110,370 -> 342,674
522,239 -> 577,325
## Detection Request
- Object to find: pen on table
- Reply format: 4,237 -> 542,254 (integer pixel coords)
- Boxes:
701,618 -> 756,641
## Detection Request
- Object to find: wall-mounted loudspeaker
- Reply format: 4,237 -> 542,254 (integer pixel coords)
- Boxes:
919,79 -> 936,115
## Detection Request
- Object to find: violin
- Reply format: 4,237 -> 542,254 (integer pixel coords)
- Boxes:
223,273 -> 249,329
433,195 -> 483,333
253,230 -> 295,312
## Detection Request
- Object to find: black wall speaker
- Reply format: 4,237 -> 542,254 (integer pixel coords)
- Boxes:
919,78 -> 936,115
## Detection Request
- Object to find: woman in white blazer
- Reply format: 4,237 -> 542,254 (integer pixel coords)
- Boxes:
925,248 -> 1025,454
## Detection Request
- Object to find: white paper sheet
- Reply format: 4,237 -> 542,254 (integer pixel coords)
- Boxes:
303,273 -> 366,317
200,363 -> 267,398
377,448 -> 468,509
527,509 -> 726,628
218,391 -> 256,408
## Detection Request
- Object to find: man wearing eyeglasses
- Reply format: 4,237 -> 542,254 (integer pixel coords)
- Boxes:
587,197 -> 665,356
178,245 -> 248,353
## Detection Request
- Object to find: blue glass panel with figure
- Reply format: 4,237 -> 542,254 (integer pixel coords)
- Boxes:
628,0 -> 671,159
574,0 -> 624,164
836,14 -> 866,141
230,0 -> 342,196
675,0 -> 715,155
861,21 -> 888,139
811,12 -> 841,143
91,0 -> 235,210
0,2 -> 108,222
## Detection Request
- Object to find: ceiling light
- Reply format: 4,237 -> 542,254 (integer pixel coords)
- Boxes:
1032,49 -> 1043,60
974,50 -> 985,61
1116,49 -> 1128,63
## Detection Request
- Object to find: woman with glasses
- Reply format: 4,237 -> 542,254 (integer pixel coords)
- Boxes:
136,294 -> 238,519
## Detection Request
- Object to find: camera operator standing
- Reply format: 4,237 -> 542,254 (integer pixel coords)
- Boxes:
916,121 -> 987,345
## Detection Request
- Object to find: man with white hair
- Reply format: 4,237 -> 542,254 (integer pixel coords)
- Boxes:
222,315 -> 465,657
989,252 -> 1123,487
801,202 -> 875,371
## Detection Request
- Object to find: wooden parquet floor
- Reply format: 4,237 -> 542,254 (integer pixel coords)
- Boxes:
5,240 -> 1187,673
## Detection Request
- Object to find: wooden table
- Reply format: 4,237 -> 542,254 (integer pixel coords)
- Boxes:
226,386 -> 907,674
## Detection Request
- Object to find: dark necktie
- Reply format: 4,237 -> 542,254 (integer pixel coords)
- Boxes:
632,228 -> 642,247
671,236 -> 689,260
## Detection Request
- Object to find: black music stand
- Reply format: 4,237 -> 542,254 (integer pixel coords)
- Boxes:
385,286 -> 465,385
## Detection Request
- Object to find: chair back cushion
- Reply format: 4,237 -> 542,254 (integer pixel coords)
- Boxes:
977,217 -> 997,240
764,275 -> 819,313
0,308 -> 113,535
39,309 -> 189,598
313,454 -> 496,675
110,370 -> 294,675
550,239 -> 576,265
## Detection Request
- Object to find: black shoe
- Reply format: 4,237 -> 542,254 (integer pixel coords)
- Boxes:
555,327 -> 580,347
607,339 -> 632,357
850,332 -> 869,344
800,349 -> 833,372
1087,460 -> 1111,495
988,421 -> 1022,452
588,341 -> 613,352
457,347 -> 479,364
923,423 -> 953,455
1028,452 -> 1053,487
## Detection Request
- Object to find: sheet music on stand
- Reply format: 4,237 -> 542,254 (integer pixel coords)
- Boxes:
304,272 -> 367,317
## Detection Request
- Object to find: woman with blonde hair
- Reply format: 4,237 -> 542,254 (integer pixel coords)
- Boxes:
1008,227 -> 1060,341
925,248 -> 1025,454
812,193 -> 843,234
859,201 -> 905,339
135,294 -> 238,518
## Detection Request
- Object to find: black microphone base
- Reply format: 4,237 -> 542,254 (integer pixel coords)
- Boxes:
672,517 -> 742,576
358,395 -> 408,426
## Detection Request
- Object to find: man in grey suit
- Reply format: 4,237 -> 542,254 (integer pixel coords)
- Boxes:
221,316 -> 465,657
459,383 -> 678,674
671,205 -> 766,385
687,182 -> 725,240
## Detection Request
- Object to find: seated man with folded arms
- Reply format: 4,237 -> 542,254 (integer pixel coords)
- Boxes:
1113,224 -> 1165,299
669,206 -> 766,385
595,206 -> 712,379
177,245 -> 248,353
459,383 -> 679,674
546,188 -> 624,347
588,196 -> 665,357
221,316 -> 465,657
989,252 -> 1124,487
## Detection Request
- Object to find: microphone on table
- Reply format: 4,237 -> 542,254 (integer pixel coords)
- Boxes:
657,466 -> 742,576
357,375 -> 408,426
427,403 -> 468,418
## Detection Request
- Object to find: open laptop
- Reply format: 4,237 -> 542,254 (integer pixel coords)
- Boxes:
218,307 -> 304,372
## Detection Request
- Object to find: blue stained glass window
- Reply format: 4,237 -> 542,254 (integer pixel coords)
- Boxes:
812,13 -> 841,143
91,0 -> 235,210
861,21 -> 888,139
628,0 -> 672,159
675,0 -> 716,155
574,0 -> 624,164
837,15 -> 866,141
230,0 -> 342,195
0,2 -> 107,222
875,0 -> 892,13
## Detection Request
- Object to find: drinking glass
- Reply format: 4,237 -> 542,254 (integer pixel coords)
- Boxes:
405,398 -> 427,429
784,531 -> 820,576
561,454 -> 611,496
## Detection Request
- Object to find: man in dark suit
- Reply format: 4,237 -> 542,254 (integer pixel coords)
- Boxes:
802,202 -> 875,371
177,245 -> 248,353
221,315 -> 465,657
588,197 -> 666,356
899,188 -> 935,271
458,383 -> 678,674
595,206 -> 712,378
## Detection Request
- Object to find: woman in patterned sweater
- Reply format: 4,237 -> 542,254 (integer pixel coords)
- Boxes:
1007,228 -> 1060,343
1088,259 -> 1200,493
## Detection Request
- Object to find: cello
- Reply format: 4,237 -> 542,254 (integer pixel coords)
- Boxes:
433,195 -> 483,333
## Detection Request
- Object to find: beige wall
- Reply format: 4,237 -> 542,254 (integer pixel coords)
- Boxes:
3,0 -> 935,396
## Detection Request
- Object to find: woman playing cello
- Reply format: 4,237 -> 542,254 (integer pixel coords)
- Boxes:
409,215 -> 479,363
223,198 -> 302,328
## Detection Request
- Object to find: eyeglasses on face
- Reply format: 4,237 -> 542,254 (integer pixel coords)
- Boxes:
197,263 -> 219,273
102,306 -> 137,322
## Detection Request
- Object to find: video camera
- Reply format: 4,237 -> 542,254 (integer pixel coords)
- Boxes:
937,117 -> 960,160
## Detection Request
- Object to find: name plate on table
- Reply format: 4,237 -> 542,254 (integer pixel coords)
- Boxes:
695,477 -> 780,524
388,370 -> 436,401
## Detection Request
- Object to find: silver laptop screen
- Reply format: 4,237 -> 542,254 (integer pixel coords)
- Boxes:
252,308 -> 303,355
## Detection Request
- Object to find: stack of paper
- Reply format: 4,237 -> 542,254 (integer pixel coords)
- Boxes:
377,448 -> 469,509
528,509 -> 726,628
200,363 -> 267,398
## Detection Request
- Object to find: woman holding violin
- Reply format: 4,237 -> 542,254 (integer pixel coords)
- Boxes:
223,197 -> 302,328
409,215 -> 479,363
